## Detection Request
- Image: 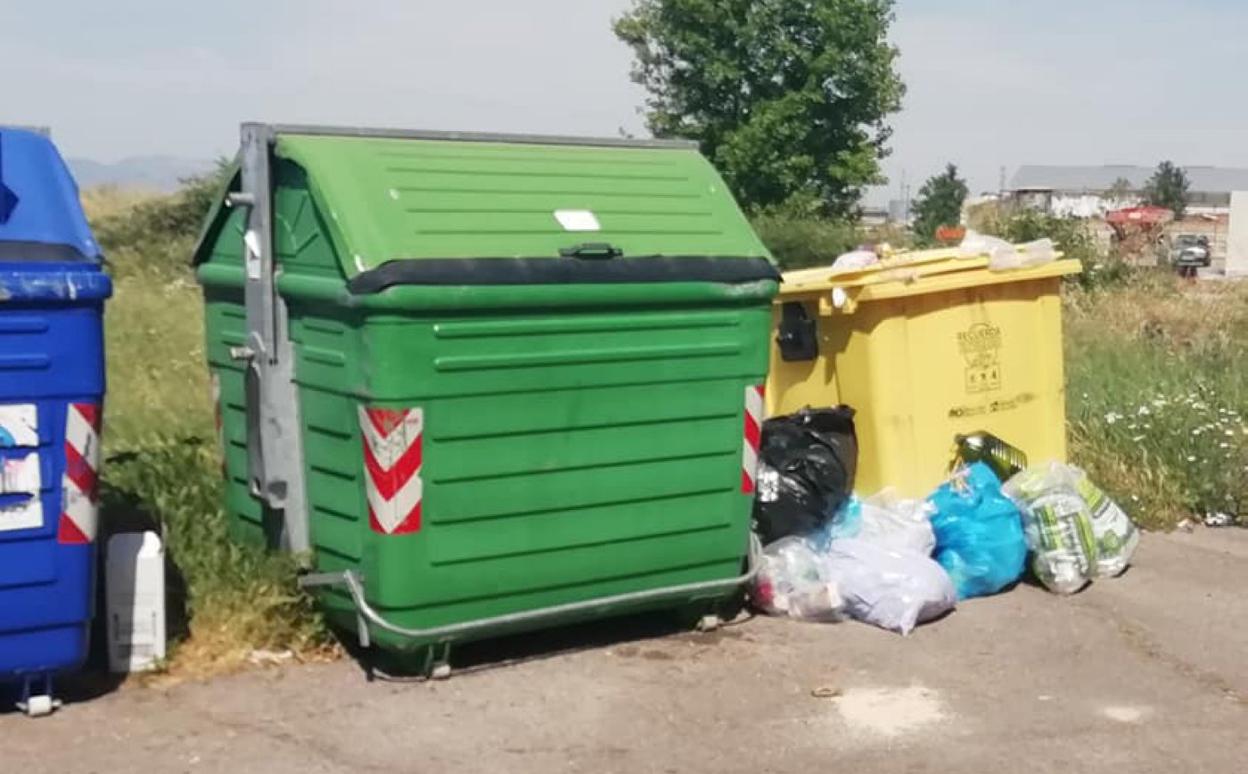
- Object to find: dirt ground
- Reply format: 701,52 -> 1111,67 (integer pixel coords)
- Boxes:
4,529 -> 1248,773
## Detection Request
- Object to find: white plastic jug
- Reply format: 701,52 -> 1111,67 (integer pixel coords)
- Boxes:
106,531 -> 166,673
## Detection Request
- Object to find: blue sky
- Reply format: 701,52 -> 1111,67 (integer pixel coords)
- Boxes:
3,1 -> 1247,202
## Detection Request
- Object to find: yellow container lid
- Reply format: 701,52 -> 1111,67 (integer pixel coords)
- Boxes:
776,248 -> 1083,314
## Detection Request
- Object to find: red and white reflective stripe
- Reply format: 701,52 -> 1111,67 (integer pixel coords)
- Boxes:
359,406 -> 424,536
742,385 -> 765,494
59,402 -> 101,545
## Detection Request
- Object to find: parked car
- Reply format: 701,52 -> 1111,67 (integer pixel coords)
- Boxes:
1170,234 -> 1212,268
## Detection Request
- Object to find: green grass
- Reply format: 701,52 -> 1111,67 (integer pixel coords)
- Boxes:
1064,272 -> 1248,529
87,181 -> 331,678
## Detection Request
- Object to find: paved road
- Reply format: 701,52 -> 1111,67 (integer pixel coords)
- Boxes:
5,530 -> 1248,773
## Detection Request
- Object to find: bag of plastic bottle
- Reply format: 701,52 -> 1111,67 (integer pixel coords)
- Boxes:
750,537 -> 844,622
821,538 -> 957,636
1068,466 -> 1139,577
1004,463 -> 1139,593
1003,464 -> 1098,594
751,407 -> 857,546
928,463 -> 1027,599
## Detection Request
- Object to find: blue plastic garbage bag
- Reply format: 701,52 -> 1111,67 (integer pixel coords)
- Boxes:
928,463 -> 1027,600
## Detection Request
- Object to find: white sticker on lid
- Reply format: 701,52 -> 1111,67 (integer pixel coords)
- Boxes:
0,404 -> 38,448
554,209 -> 602,232
0,497 -> 42,532
1,453 -> 41,495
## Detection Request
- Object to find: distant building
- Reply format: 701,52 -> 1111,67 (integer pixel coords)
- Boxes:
1006,165 -> 1248,218
860,206 -> 891,226
887,198 -> 911,224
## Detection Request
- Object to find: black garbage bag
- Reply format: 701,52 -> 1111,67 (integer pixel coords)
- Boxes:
752,407 -> 858,546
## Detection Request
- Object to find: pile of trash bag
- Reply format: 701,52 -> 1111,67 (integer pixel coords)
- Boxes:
753,490 -> 956,636
749,415 -> 1141,633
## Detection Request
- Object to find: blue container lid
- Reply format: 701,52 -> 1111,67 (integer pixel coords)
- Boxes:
0,129 -> 110,303
0,128 -> 101,263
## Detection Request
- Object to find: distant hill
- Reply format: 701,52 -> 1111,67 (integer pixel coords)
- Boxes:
67,156 -> 215,192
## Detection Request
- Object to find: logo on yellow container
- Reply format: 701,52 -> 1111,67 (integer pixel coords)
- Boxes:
958,323 -> 1003,394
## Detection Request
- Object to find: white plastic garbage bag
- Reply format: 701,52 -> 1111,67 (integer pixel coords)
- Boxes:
855,490 -> 937,556
751,537 -> 845,622
821,538 -> 957,635
832,249 -> 880,271
959,230 -> 1016,263
989,238 -> 1057,271
960,231 -> 1057,271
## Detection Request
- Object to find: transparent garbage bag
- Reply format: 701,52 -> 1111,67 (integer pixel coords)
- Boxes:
751,537 -> 845,622
1069,466 -> 1140,578
959,230 -> 1057,271
1003,462 -> 1139,594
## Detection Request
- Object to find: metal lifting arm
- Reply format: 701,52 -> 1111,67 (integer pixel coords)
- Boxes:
224,123 -> 310,554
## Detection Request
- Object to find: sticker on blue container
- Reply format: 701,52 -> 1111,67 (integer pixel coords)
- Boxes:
0,404 -> 38,448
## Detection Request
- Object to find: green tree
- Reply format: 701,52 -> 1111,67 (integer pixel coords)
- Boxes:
911,164 -> 968,242
1142,161 -> 1190,219
614,0 -> 905,216
1107,177 -> 1135,203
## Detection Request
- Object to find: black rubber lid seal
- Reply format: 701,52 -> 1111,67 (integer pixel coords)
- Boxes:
347,255 -> 780,295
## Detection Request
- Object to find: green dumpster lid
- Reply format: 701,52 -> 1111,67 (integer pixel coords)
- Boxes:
194,127 -> 775,289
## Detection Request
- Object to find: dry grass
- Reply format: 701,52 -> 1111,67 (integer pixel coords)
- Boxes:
79,185 -> 160,223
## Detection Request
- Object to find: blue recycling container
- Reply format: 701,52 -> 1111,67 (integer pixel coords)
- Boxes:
0,128 -> 111,716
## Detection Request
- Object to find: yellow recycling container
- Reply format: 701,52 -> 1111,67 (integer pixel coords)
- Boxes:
767,251 -> 1083,498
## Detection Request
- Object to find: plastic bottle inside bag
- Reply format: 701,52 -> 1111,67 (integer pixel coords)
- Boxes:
752,537 -> 844,621
1069,466 -> 1139,577
1003,465 -> 1097,595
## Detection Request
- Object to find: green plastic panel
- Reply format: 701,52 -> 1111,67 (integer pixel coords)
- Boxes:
273,134 -> 769,275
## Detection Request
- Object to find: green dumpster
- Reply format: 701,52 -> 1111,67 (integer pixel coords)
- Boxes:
193,124 -> 779,673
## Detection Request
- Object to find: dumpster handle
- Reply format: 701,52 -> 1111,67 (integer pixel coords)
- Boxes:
300,534 -> 762,648
559,242 -> 623,260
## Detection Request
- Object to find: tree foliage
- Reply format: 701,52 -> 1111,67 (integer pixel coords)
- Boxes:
1143,161 -> 1190,219
614,0 -> 905,217
1107,177 -> 1135,203
911,163 -> 968,242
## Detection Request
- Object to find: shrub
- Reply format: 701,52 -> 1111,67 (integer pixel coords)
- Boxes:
92,161 -> 232,281
750,214 -> 860,271
981,209 -> 1131,291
